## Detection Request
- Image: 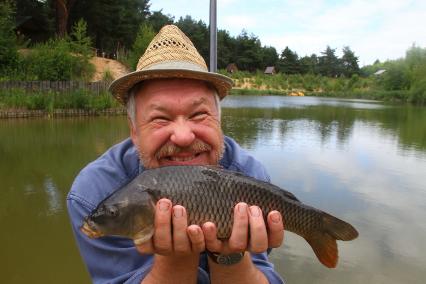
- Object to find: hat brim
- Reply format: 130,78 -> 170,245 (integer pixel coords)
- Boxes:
109,68 -> 234,105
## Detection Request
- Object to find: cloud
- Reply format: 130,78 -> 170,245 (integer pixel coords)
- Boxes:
150,0 -> 426,65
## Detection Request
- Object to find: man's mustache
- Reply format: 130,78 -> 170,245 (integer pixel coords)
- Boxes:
155,140 -> 212,159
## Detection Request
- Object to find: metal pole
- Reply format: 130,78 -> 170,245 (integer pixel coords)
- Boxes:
209,0 -> 217,72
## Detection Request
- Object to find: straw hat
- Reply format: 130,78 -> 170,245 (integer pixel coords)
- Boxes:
109,25 -> 233,104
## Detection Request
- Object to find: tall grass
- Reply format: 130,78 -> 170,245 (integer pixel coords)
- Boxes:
220,70 -> 422,104
0,89 -> 120,111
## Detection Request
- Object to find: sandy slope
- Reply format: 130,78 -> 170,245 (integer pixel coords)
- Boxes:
90,57 -> 130,82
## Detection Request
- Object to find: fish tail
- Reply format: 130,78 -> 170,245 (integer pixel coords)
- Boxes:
305,213 -> 359,268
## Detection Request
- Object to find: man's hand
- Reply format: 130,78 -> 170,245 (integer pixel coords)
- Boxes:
202,202 -> 284,255
135,198 -> 205,256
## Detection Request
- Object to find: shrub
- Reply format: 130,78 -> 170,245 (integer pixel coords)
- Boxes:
0,1 -> 19,73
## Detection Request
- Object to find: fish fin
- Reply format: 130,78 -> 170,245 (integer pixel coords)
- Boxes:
279,189 -> 300,202
322,213 -> 359,241
305,231 -> 338,268
305,214 -> 358,268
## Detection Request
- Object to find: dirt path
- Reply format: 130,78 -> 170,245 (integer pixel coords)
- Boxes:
90,57 -> 130,82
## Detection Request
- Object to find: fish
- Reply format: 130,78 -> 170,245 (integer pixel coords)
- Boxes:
81,165 -> 358,268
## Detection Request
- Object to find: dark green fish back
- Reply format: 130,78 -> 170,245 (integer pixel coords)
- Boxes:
138,165 -> 324,239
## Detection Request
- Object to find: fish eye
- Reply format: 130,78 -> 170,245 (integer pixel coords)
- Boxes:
106,206 -> 119,217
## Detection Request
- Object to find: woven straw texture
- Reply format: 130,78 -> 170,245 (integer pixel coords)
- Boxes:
109,25 -> 233,105
137,25 -> 208,71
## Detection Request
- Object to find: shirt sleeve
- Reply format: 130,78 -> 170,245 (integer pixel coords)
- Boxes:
251,252 -> 285,284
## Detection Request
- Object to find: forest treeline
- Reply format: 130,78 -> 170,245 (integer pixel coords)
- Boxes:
1,0 -> 425,104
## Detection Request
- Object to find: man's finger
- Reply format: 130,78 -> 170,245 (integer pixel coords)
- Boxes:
248,206 -> 268,253
153,199 -> 173,255
187,225 -> 205,253
202,222 -> 222,252
172,205 -> 191,254
228,202 -> 249,252
267,211 -> 284,248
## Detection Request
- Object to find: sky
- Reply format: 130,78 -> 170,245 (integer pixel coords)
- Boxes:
150,0 -> 426,66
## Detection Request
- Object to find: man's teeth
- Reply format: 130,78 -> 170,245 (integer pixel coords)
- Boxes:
168,155 -> 196,161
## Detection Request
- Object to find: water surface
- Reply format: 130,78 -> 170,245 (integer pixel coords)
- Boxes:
1,95 -> 425,283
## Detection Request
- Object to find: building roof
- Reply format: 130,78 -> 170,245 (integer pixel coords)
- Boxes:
264,66 -> 275,74
374,69 -> 386,75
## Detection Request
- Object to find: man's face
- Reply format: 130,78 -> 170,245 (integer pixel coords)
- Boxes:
129,78 -> 224,169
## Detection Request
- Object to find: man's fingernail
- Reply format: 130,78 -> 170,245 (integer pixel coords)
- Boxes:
238,203 -> 247,213
271,212 -> 281,223
250,206 -> 260,217
173,206 -> 183,217
159,201 -> 170,211
189,228 -> 199,236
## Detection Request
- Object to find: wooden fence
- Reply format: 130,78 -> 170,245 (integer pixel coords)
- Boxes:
0,81 -> 110,95
0,108 -> 126,119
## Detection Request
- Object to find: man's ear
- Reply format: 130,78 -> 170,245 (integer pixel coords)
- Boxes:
128,117 -> 138,147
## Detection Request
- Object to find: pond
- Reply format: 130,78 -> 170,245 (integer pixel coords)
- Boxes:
1,95 -> 425,283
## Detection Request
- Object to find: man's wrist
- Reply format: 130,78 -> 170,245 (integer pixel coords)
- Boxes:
142,254 -> 199,283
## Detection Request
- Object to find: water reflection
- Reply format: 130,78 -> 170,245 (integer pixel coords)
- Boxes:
44,176 -> 62,215
0,97 -> 425,283
222,96 -> 426,152
221,96 -> 426,283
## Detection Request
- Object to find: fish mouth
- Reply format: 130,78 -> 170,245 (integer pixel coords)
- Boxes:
80,220 -> 104,239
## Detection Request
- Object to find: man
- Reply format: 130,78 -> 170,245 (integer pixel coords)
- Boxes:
67,25 -> 284,284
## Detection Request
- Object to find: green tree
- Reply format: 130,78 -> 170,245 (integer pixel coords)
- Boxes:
261,46 -> 278,70
70,0 -> 151,54
380,60 -> 410,91
16,0 -> 54,42
341,46 -> 360,77
0,0 -> 18,72
148,10 -> 174,32
69,19 -> 92,58
217,29 -> 235,69
278,47 -> 300,74
127,23 -> 155,69
318,46 -> 340,77
299,54 -> 318,74
234,30 -> 262,72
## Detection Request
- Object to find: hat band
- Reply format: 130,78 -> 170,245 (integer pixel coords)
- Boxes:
142,61 -> 208,72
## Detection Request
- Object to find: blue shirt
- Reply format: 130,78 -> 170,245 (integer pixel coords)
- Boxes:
67,136 -> 284,284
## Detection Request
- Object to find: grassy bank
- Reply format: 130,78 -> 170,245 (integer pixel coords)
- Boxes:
223,71 -> 423,104
0,88 -> 121,112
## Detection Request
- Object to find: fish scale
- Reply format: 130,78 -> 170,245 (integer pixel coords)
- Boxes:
82,165 -> 358,268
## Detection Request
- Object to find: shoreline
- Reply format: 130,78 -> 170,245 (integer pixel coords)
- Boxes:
0,88 -> 416,118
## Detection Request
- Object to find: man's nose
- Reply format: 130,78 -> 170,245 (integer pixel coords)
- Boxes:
170,119 -> 195,147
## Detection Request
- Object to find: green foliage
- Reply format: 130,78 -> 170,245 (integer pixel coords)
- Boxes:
102,69 -> 114,82
379,60 -> 410,91
23,38 -> 94,81
69,19 -> 93,58
148,10 -> 174,32
0,1 -> 19,73
341,46 -> 360,77
234,30 -> 263,72
318,46 -> 340,77
0,88 -> 119,111
127,23 -> 155,69
278,47 -> 300,74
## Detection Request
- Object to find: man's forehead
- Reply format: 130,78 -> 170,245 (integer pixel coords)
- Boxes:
147,96 -> 210,111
